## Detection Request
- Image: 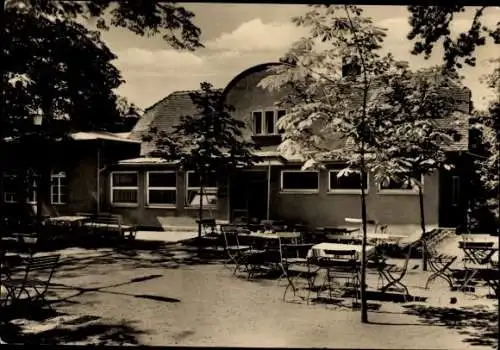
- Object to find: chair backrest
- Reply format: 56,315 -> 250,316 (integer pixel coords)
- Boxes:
220,224 -> 242,248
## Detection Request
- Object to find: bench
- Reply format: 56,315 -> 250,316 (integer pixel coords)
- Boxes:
1,254 -> 61,310
83,213 -> 137,241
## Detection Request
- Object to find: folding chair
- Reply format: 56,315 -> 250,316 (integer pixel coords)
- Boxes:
220,225 -> 254,276
423,231 -> 457,290
279,242 -> 315,301
2,254 -> 60,310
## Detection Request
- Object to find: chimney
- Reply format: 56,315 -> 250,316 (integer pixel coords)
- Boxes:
342,56 -> 361,79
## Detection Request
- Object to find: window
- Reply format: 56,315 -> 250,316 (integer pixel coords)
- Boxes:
110,171 -> 138,205
252,109 -> 286,135
328,168 -> 368,193
451,175 -> 460,207
3,173 -> 18,203
281,170 -> 319,192
186,171 -> 217,207
51,171 -> 67,205
147,171 -> 177,207
2,171 -> 37,203
379,173 -> 423,194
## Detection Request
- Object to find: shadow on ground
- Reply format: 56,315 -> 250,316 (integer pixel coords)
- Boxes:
0,306 -> 146,345
403,303 -> 499,349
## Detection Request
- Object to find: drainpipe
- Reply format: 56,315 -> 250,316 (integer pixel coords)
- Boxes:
266,160 -> 271,221
96,145 -> 100,214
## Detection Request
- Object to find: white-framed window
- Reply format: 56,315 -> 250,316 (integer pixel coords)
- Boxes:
280,170 -> 319,193
378,173 -> 423,194
328,167 -> 368,194
252,109 -> 286,136
185,171 -> 217,207
146,171 -> 177,207
51,171 -> 67,205
110,171 -> 139,206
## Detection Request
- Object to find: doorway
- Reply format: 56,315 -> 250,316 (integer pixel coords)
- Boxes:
230,171 -> 268,223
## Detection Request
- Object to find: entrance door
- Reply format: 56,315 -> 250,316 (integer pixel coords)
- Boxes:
246,172 -> 268,222
230,171 -> 268,223
439,171 -> 465,228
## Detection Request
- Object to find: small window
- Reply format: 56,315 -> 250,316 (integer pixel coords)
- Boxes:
281,171 -> 319,192
277,110 -> 286,133
51,171 -> 67,205
2,170 -> 37,203
111,171 -> 138,205
253,111 -> 263,135
186,171 -> 217,207
329,168 -> 368,193
265,111 -> 275,134
147,171 -> 176,206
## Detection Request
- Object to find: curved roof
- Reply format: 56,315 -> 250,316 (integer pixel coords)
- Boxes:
221,62 -> 283,101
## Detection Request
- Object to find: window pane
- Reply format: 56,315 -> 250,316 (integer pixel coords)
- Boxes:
149,189 -> 176,205
112,189 -> 137,203
253,112 -> 262,135
149,172 -> 176,187
277,110 -> 286,133
282,172 -> 318,190
265,111 -> 275,134
186,189 -> 217,206
381,178 -> 413,190
51,193 -> 59,204
329,171 -> 367,190
60,193 -> 68,204
187,172 -> 217,188
112,173 -> 138,187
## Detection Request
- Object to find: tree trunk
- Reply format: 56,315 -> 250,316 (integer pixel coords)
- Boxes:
418,184 -> 427,271
359,156 -> 368,323
198,174 -> 203,240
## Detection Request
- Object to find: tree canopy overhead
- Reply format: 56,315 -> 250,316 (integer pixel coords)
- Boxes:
407,6 -> 499,71
5,0 -> 203,51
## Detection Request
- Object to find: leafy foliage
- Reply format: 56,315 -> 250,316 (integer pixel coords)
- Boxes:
407,6 -> 500,71
5,0 -> 203,51
145,82 -> 260,177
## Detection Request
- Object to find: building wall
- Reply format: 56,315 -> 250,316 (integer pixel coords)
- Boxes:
269,166 -> 439,227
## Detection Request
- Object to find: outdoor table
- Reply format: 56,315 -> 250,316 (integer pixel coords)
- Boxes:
47,215 -> 89,224
458,241 -> 499,292
307,242 -> 376,261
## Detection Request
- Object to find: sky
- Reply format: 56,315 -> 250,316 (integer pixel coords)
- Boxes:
83,4 -> 500,111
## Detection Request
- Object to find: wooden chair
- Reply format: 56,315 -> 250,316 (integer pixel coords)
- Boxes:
1,254 -> 61,310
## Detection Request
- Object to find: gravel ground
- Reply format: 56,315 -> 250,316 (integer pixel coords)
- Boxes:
2,244 -> 498,348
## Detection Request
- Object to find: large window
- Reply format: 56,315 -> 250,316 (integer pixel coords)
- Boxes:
110,171 -> 138,205
147,171 -> 177,207
379,173 -> 423,194
328,167 -> 368,193
185,171 -> 217,207
51,171 -> 67,205
281,170 -> 319,192
252,109 -> 286,136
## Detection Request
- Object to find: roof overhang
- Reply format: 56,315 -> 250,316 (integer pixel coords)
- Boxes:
117,157 -> 179,166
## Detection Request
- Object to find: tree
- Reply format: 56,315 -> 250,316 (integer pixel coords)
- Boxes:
407,6 -> 499,71
144,82 -> 260,240
370,66 -> 464,270
259,4 -> 397,323
5,0 -> 203,51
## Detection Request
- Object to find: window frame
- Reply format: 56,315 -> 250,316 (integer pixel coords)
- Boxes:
146,170 -> 177,208
110,171 -> 139,207
185,170 -> 218,208
280,170 -> 320,193
378,174 -> 424,195
328,169 -> 369,194
2,171 -> 37,204
50,171 -> 67,205
252,109 -> 286,136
